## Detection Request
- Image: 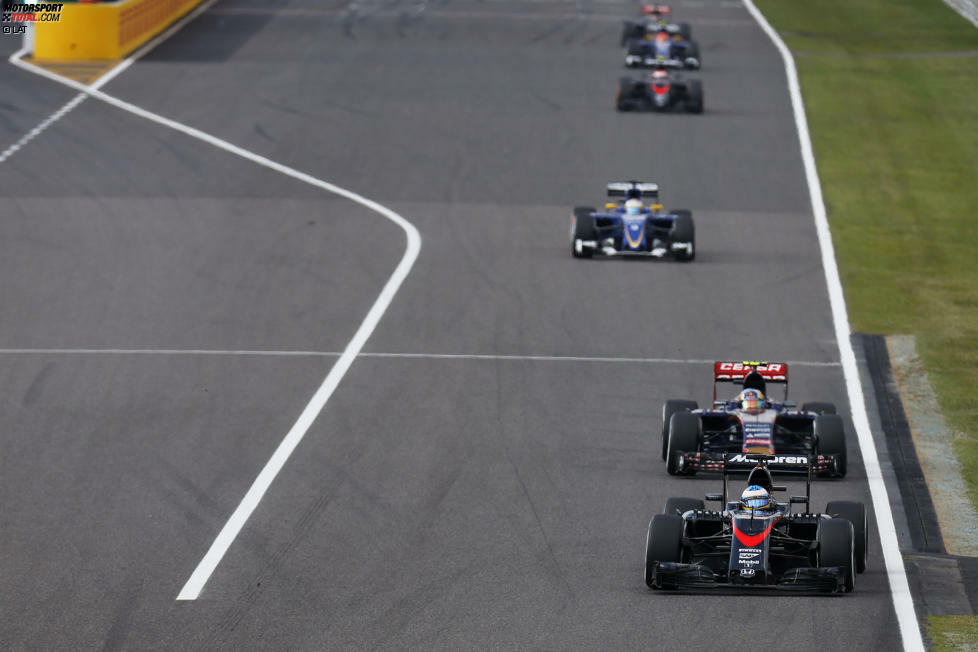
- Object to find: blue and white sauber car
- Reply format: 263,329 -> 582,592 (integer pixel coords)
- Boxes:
570,182 -> 694,260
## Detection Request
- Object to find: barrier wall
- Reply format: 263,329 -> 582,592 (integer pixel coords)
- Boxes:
34,0 -> 205,60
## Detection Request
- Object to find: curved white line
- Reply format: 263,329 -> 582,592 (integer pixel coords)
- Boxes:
741,1 -> 924,649
9,53 -> 421,601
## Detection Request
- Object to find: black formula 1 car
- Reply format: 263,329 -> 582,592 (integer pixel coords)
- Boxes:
620,4 -> 692,45
570,181 -> 694,260
624,32 -> 700,70
661,362 -> 847,476
645,455 -> 868,592
617,68 -> 702,113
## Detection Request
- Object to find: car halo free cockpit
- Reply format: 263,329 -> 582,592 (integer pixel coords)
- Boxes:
645,455 -> 868,593
660,361 -> 847,477
569,181 -> 695,260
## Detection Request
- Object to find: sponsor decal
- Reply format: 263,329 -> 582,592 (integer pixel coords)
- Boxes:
727,453 -> 807,465
740,568 -> 755,577
718,362 -> 784,373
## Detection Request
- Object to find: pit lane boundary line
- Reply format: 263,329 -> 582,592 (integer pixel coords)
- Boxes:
0,349 -> 841,366
9,13 -> 422,602
742,1 -> 924,650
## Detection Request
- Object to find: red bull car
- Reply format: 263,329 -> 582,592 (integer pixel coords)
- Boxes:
645,455 -> 867,592
621,5 -> 692,45
617,67 -> 703,113
660,361 -> 847,476
570,181 -> 694,260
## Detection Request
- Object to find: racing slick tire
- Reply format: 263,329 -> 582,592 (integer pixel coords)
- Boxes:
814,414 -> 847,477
817,517 -> 855,592
666,412 -> 701,475
571,206 -> 597,258
801,401 -> 837,415
645,514 -> 685,588
685,41 -> 701,63
669,210 -> 695,261
826,501 -> 868,573
616,78 -> 634,111
663,497 -> 704,516
661,399 -> 698,460
679,22 -> 692,41
685,80 -> 704,114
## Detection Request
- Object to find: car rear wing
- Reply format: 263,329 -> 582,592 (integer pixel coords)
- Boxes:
707,453 -> 813,512
712,361 -> 788,401
641,4 -> 671,14
606,181 -> 659,201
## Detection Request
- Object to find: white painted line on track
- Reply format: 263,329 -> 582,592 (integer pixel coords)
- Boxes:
0,348 -> 840,366
742,1 -> 924,650
8,5 -> 422,601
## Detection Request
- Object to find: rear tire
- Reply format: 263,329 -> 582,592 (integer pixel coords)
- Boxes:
661,399 -> 698,460
817,518 -> 855,592
826,501 -> 867,573
571,206 -> 597,258
814,414 -> 847,477
686,80 -> 703,114
663,497 -> 704,516
666,412 -> 700,475
669,210 -> 695,261
679,22 -> 692,41
645,514 -> 685,588
802,401 -> 837,415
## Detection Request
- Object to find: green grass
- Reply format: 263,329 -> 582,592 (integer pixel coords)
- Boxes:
751,0 -> 978,645
928,615 -> 978,651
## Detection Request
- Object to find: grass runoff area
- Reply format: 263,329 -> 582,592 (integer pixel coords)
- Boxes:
752,0 -> 978,647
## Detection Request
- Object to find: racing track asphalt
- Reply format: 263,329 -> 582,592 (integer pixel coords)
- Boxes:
0,0 -> 905,649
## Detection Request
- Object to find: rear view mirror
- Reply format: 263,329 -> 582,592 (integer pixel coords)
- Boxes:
789,496 -> 808,504
705,493 -> 723,502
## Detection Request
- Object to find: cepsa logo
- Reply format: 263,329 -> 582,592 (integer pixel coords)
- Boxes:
718,362 -> 785,373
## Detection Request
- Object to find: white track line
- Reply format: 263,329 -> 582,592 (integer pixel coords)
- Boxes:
742,1 -> 924,649
0,349 -> 842,365
8,5 -> 422,600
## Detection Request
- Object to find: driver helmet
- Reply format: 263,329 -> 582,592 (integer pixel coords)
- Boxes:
652,69 -> 669,80
741,485 -> 774,512
624,198 -> 643,216
739,389 -> 765,414
655,30 -> 671,44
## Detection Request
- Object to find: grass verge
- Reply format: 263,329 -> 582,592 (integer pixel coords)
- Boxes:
752,0 -> 978,645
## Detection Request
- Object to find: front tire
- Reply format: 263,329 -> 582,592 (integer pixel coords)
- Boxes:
685,80 -> 703,114
826,501 -> 868,573
666,412 -> 700,475
817,518 -> 855,592
669,210 -> 695,261
645,513 -> 685,588
661,399 -> 698,460
571,206 -> 597,258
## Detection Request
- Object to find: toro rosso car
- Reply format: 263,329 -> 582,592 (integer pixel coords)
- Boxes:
625,31 -> 700,70
617,67 -> 703,113
621,5 -> 692,45
661,362 -> 847,476
570,182 -> 694,260
645,455 -> 867,592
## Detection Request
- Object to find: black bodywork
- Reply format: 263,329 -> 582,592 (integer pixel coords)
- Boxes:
617,71 -> 703,113
646,456 -> 864,592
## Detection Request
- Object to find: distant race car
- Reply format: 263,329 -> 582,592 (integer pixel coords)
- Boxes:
624,31 -> 700,69
570,181 -> 694,260
645,454 -> 868,592
660,361 -> 847,476
620,5 -> 692,45
617,67 -> 703,113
